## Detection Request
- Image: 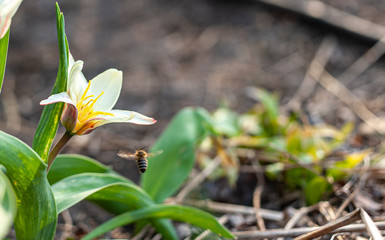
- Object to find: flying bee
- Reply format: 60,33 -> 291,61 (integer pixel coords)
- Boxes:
118,148 -> 162,173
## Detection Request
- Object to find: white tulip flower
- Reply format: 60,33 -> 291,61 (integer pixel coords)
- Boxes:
41,56 -> 156,135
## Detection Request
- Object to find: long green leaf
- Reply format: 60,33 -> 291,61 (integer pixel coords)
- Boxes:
0,131 -> 57,240
32,3 -> 69,162
141,107 -> 212,203
52,173 -> 140,213
82,205 -> 234,240
0,170 -> 16,239
47,154 -> 113,185
0,30 -> 9,92
52,172 -> 177,239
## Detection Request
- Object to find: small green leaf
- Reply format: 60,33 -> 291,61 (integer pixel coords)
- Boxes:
47,154 -> 113,185
0,170 -> 16,239
248,87 -> 279,120
305,176 -> 330,205
327,150 -> 369,182
212,107 -> 241,137
141,107 -> 211,203
0,30 -> 10,92
32,3 -> 69,162
81,205 -> 234,240
0,131 -> 57,240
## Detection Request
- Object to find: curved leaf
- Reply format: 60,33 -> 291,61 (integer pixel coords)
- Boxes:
32,3 -> 69,162
0,30 -> 9,92
52,172 -> 177,239
47,154 -> 113,185
52,173 -> 142,213
141,107 -> 212,203
0,170 -> 16,239
0,131 -> 57,240
81,204 -> 234,240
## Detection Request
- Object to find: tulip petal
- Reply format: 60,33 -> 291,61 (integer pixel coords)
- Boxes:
88,69 -> 122,112
104,110 -> 156,125
68,59 -> 87,103
61,103 -> 78,132
0,0 -> 22,39
40,92 -> 74,106
0,16 -> 11,39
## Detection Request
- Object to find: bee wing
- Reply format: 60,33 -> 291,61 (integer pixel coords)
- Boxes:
147,150 -> 163,158
118,151 -> 137,161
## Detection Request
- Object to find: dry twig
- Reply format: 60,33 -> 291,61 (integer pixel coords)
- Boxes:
254,0 -> 385,42
285,36 -> 337,111
319,201 -> 337,221
360,208 -> 384,240
339,36 -> 385,83
277,205 -> 319,240
183,199 -> 284,222
312,62 -> 385,134
174,157 -> 221,203
251,160 -> 266,232
234,220 -> 385,239
335,189 -> 358,218
294,208 -> 361,240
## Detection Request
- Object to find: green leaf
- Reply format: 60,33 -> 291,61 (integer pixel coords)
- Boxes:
212,107 -> 241,137
47,154 -> 113,185
141,107 -> 211,203
305,176 -> 330,205
32,3 -> 69,162
52,172 -> 178,239
81,205 -> 234,240
0,131 -> 57,240
248,87 -> 279,120
327,150 -> 369,182
0,170 -> 16,239
52,173 -> 141,213
0,30 -> 9,92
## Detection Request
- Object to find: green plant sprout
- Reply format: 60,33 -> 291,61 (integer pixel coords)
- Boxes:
196,87 -> 368,205
0,3 -> 234,240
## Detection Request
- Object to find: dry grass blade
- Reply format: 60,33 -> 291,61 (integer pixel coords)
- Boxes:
339,36 -> 385,83
285,205 -> 319,229
294,208 -> 361,240
319,201 -> 337,221
254,0 -> 385,42
233,221 -> 385,239
360,208 -> 384,240
174,156 -> 221,203
277,205 -> 319,240
312,62 -> 385,134
183,199 -> 284,221
252,160 -> 266,232
253,186 -> 266,231
335,189 -> 358,218
285,36 -> 337,111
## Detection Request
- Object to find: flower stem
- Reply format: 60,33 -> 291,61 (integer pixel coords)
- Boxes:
47,132 -> 73,173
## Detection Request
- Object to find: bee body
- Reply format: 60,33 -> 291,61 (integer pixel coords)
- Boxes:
135,149 -> 148,173
118,149 -> 150,173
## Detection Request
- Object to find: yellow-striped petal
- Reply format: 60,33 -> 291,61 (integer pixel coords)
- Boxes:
87,69 -> 122,112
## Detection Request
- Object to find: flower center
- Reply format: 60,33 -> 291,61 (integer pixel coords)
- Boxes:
75,81 -> 113,125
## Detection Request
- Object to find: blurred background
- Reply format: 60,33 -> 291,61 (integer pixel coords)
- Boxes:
2,0 -> 385,237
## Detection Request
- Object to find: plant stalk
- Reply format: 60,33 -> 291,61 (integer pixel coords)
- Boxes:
47,131 -> 72,173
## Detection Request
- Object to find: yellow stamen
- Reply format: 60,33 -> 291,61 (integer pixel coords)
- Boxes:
73,81 -> 114,133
